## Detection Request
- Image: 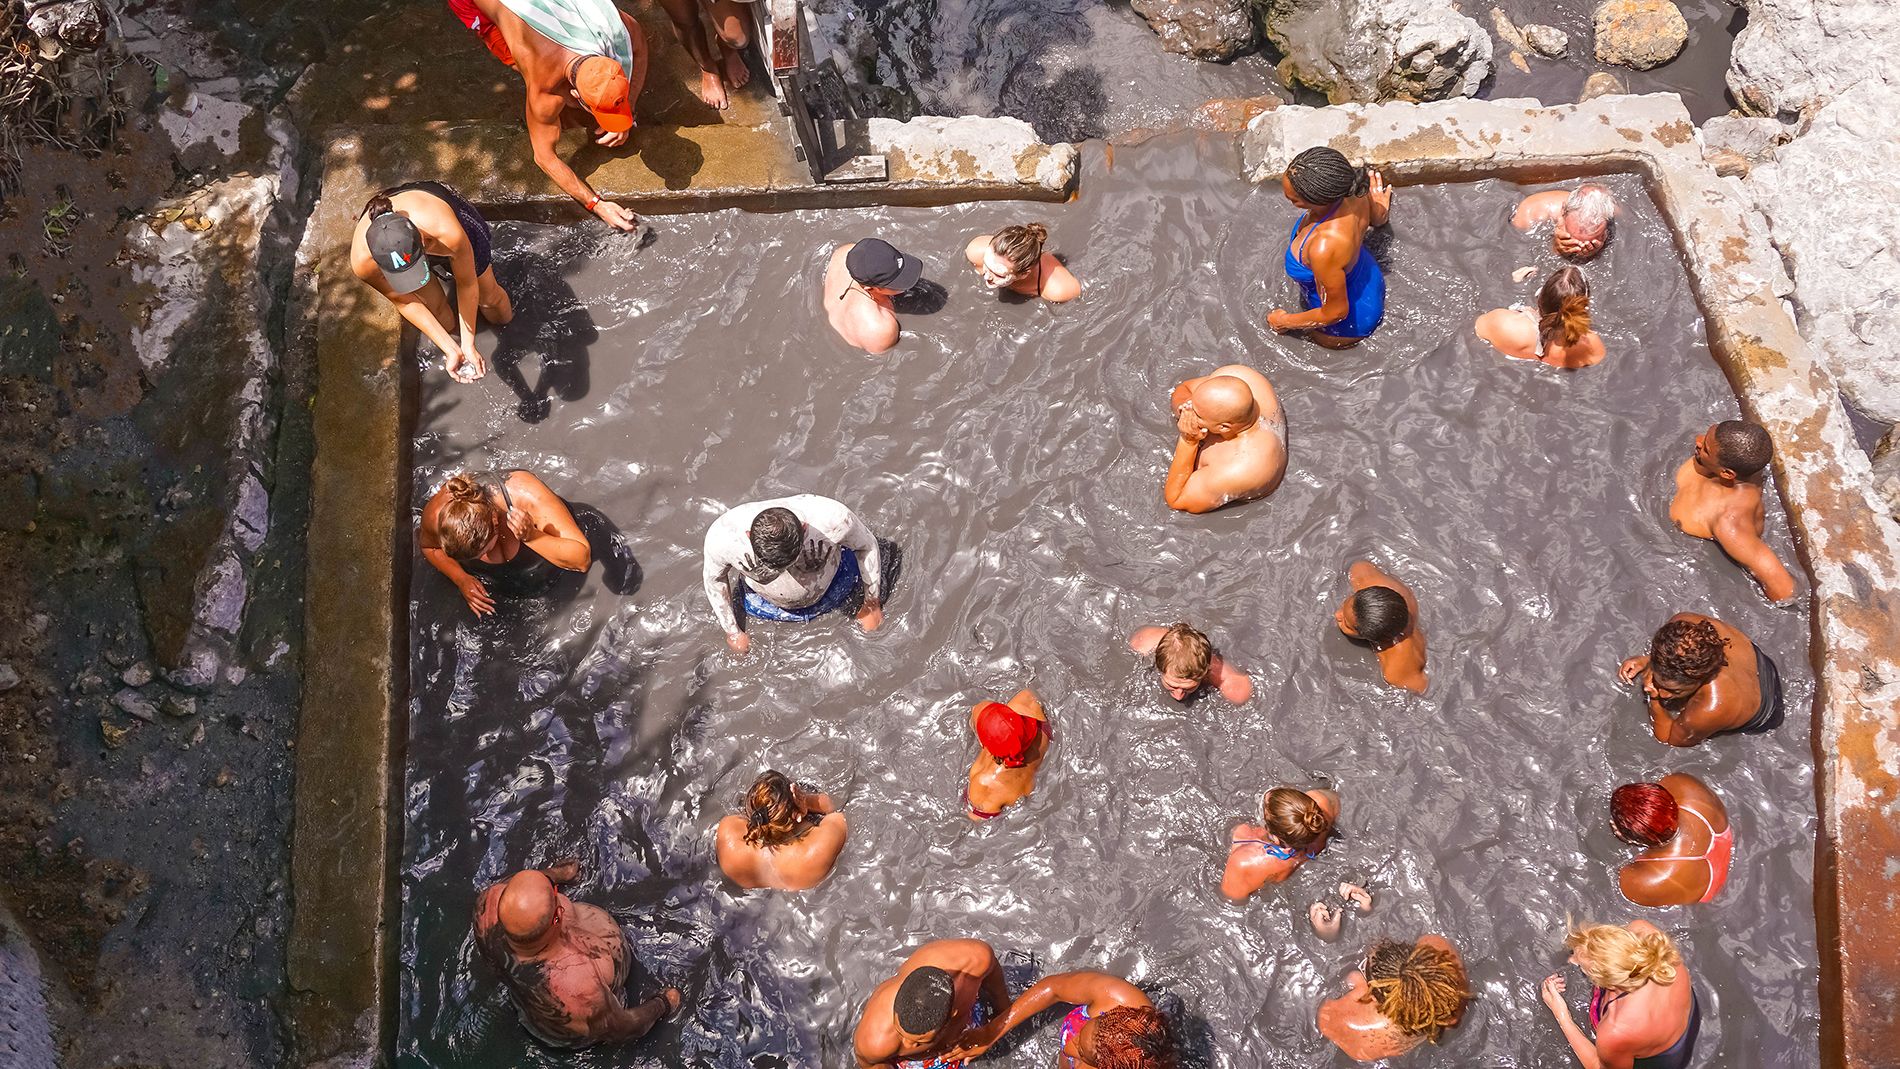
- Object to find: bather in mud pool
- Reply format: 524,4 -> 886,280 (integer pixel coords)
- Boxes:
399,134 -> 1817,1067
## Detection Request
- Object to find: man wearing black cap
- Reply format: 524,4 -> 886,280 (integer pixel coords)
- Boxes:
825,238 -> 925,355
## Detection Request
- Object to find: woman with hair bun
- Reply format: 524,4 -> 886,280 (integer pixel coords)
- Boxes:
714,770 -> 848,891
1618,612 -> 1784,746
1475,266 -> 1606,368
418,470 -> 591,616
1611,774 -> 1732,907
964,223 -> 1080,303
1267,146 -> 1390,348
1542,919 -> 1701,1069
1221,785 -> 1339,899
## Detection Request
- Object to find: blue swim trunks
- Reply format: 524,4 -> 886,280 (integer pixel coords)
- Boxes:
741,549 -> 860,622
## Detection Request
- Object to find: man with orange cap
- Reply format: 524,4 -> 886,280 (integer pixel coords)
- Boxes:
455,0 -> 649,231
473,861 -> 682,1048
964,689 -> 1050,821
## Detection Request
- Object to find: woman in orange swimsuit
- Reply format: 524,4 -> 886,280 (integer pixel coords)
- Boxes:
1611,774 -> 1732,907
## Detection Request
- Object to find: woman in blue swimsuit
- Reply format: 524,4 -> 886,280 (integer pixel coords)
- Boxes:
943,970 -> 1174,1069
1541,919 -> 1701,1069
1267,146 -> 1391,349
1221,785 -> 1339,900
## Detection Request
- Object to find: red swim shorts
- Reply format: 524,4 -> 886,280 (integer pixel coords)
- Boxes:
446,0 -> 515,67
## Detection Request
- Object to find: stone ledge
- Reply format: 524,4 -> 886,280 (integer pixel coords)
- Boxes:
1243,92 -> 1900,1069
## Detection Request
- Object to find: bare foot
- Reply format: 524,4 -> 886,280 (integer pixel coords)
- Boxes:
1309,901 -> 1343,942
1339,882 -> 1373,913
697,69 -> 730,109
721,45 -> 752,91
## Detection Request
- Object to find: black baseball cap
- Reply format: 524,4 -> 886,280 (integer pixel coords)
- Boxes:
367,212 -> 430,294
845,238 -> 924,293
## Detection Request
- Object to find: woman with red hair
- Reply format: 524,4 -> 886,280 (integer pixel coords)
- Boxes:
1611,774 -> 1732,906
964,689 -> 1051,820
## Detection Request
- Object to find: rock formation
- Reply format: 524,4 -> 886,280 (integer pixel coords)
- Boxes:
1259,0 -> 1492,103
1726,0 -> 1900,118
1592,0 -> 1688,70
1130,0 -> 1259,61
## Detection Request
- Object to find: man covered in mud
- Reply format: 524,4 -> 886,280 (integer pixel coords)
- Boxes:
853,938 -> 1010,1069
1668,419 -> 1797,602
702,494 -> 884,654
473,862 -> 681,1049
825,238 -> 925,355
451,0 -> 647,231
1163,363 -> 1287,513
1512,183 -> 1616,260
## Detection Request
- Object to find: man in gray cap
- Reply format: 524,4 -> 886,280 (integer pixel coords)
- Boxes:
824,238 -> 924,355
350,183 -> 513,382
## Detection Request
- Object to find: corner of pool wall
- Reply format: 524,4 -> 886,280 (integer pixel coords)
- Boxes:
1239,90 -> 1900,1069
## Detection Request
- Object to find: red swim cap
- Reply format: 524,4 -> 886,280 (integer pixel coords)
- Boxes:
976,701 -> 1039,766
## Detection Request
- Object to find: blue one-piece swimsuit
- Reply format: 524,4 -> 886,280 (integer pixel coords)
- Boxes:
1284,201 -> 1385,339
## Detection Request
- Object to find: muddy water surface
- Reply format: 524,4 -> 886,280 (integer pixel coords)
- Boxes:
400,136 -> 1817,1068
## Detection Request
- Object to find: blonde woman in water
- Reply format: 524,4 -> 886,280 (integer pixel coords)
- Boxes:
965,223 -> 1080,303
1541,919 -> 1701,1069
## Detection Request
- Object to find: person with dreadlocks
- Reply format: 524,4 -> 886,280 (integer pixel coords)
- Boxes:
941,969 -> 1176,1068
701,494 -> 885,654
1267,146 -> 1390,348
1668,419 -> 1797,601
1474,265 -> 1607,369
1541,919 -> 1701,1069
715,770 -> 847,890
1333,560 -> 1426,693
1618,612 -> 1784,746
964,689 -> 1051,820
1318,935 -> 1470,1061
853,939 -> 1010,1069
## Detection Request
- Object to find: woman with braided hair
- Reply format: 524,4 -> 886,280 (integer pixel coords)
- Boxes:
1618,612 -> 1784,746
715,770 -> 848,890
1541,919 -> 1700,1069
1267,146 -> 1391,348
1318,935 -> 1470,1060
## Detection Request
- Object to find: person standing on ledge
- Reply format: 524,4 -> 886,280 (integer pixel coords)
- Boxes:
1618,612 -> 1784,745
1668,419 -> 1797,602
715,770 -> 848,890
1164,364 -> 1286,513
1268,146 -> 1389,348
1128,622 -> 1253,703
473,862 -> 682,1049
825,238 -> 925,354
420,471 -> 592,616
1334,560 -> 1427,694
853,938 -> 1009,1069
702,494 -> 884,654
351,184 -> 513,383
454,0 -> 648,231
1609,774 -> 1732,907
964,689 -> 1050,821
1513,183 -> 1617,260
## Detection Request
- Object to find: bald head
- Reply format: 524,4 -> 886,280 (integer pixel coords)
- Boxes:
1190,375 -> 1258,428
498,871 -> 559,944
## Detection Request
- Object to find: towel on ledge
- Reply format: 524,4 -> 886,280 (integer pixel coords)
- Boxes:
496,0 -> 633,76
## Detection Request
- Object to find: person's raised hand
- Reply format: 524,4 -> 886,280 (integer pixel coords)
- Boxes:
726,630 -> 751,655
459,576 -> 496,617
593,199 -> 640,232
1266,308 -> 1298,333
1368,170 -> 1392,218
856,599 -> 884,632
1540,974 -> 1568,1016
1176,403 -> 1207,442
505,506 -> 534,542
1617,655 -> 1648,685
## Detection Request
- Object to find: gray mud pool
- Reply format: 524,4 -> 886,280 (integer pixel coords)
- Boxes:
400,135 -> 1817,1067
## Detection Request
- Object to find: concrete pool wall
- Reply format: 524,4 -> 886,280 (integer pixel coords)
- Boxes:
285,94 -> 1900,1067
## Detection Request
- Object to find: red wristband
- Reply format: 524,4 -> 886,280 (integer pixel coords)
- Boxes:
585,193 -> 601,211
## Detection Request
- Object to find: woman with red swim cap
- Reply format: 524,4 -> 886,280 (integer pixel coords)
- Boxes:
964,690 -> 1051,821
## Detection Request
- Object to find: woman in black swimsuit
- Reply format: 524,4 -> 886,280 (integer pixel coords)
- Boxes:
964,223 -> 1081,303
418,471 -> 592,616
350,182 -> 513,382
714,770 -> 848,891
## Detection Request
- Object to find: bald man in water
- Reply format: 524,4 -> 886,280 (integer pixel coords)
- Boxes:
1164,364 -> 1287,513
473,862 -> 681,1049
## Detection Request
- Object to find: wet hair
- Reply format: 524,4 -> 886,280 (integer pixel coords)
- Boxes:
1712,419 -> 1772,477
1611,782 -> 1680,848
742,769 -> 804,848
989,223 -> 1049,274
1285,146 -> 1369,204
438,474 -> 498,561
1564,920 -> 1682,993
1538,266 -> 1592,347
1152,623 -> 1212,681
1263,787 -> 1332,851
748,507 -> 804,569
1093,1005 -> 1177,1069
1360,940 -> 1470,1041
894,966 -> 956,1035
361,188 -> 400,221
1563,184 -> 1616,237
1348,587 -> 1410,647
1648,618 -> 1728,688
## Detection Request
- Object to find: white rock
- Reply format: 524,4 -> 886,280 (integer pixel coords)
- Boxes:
1701,115 -> 1794,165
0,663 -> 19,691
1260,0 -> 1493,103
157,90 -> 258,171
120,662 -> 154,687
1727,0 -> 1900,118
113,689 -> 159,722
